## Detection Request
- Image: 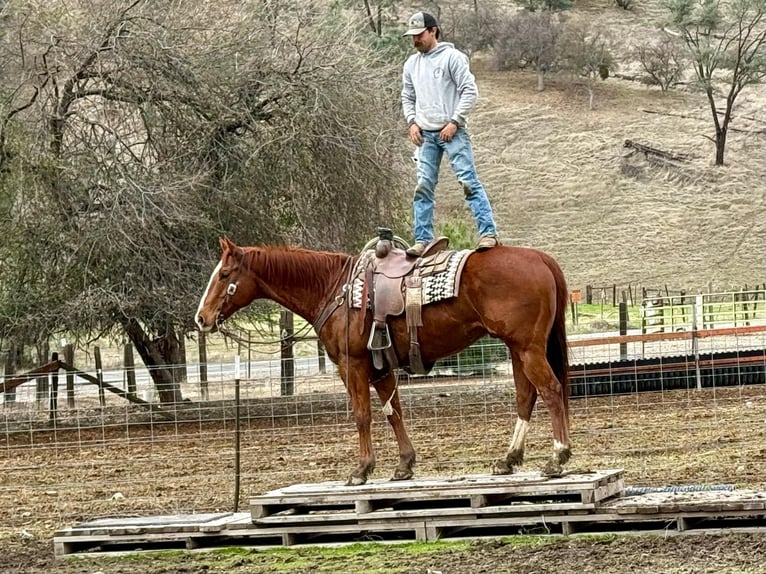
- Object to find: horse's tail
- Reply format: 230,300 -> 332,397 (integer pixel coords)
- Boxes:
543,253 -> 570,420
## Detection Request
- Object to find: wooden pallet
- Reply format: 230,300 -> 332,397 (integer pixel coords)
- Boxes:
53,470 -> 766,557
54,513 -> 256,557
250,469 -> 625,519
420,489 -> 766,539
55,470 -> 622,555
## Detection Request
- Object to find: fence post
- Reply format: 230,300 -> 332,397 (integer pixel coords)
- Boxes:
233,355 -> 241,512
247,330 -> 252,380
317,339 -> 327,375
63,344 -> 75,408
198,332 -> 208,401
36,342 -> 50,405
49,352 -> 59,425
1,342 -> 16,405
619,302 -> 628,360
695,295 -> 704,334
280,310 -> 295,396
93,346 -> 106,407
586,285 -> 592,304
124,343 -> 136,397
741,287 -> 750,326
692,300 -> 701,390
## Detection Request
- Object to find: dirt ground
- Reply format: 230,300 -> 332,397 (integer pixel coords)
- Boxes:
1,384 -> 764,574
4,531 -> 766,574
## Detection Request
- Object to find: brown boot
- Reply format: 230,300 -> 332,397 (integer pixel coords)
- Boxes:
476,235 -> 499,252
406,242 -> 427,258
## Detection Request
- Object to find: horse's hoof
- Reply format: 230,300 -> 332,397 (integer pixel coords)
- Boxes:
346,474 -> 367,486
391,468 -> 414,481
493,459 -> 514,475
542,460 -> 563,478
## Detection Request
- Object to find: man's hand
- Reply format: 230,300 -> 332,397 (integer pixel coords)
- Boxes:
440,121 -> 458,142
408,123 -> 422,146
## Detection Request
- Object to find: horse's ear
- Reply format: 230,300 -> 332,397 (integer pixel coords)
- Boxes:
219,237 -> 234,253
219,237 -> 244,260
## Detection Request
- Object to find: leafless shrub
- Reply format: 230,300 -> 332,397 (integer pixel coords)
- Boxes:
557,17 -> 617,109
435,2 -> 503,59
614,0 -> 636,10
634,34 -> 687,91
492,10 -> 563,91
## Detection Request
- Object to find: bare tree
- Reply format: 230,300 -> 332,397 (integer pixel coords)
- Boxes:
557,18 -> 617,109
0,0 -> 409,403
434,2 -> 502,59
634,33 -> 688,91
493,10 -> 563,91
360,0 -> 402,37
664,0 -> 766,165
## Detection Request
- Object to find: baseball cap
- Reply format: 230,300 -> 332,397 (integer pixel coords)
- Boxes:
402,11 -> 439,36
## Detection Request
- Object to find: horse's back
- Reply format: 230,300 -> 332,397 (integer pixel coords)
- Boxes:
454,246 -> 563,335
463,245 -> 562,290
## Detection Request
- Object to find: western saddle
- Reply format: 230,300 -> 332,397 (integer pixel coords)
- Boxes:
363,228 -> 450,375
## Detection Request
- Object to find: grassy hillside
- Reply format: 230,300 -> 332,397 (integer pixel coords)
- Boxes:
417,0 -> 765,293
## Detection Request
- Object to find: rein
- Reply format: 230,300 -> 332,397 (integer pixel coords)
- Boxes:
218,322 -> 315,350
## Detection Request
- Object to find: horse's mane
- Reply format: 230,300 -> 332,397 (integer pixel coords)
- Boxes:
243,245 -> 352,294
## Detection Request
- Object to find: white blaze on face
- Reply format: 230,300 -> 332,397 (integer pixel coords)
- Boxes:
196,261 -> 222,330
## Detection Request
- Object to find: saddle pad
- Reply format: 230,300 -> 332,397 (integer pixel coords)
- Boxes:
351,249 -> 472,309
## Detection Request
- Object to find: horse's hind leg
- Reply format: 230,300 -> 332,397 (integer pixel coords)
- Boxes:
494,349 -> 537,475
517,345 -> 571,477
372,372 -> 416,481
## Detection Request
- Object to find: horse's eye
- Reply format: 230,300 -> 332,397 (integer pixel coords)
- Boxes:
219,272 -> 230,280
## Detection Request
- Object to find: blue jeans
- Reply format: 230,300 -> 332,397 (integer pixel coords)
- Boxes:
413,128 -> 497,244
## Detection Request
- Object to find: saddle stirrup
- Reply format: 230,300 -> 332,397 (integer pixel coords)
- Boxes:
367,321 -> 392,370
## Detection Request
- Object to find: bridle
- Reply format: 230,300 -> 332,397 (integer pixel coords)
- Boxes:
213,252 -> 354,335
214,260 -> 243,327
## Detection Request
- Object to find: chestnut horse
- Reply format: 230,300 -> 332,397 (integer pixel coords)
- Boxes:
196,237 -> 571,485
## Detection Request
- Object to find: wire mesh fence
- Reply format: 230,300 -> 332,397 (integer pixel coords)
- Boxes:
0,326 -> 764,533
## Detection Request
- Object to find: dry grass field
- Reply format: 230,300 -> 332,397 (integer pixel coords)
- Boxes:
427,0 -> 765,293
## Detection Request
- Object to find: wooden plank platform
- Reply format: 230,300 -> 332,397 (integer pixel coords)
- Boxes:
250,469 -> 625,518
423,489 -> 766,539
53,470 -> 766,557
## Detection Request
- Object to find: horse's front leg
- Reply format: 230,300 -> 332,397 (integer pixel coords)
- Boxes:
372,371 -> 416,481
341,359 -> 376,486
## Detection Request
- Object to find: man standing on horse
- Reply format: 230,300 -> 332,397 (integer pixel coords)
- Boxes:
401,11 -> 499,258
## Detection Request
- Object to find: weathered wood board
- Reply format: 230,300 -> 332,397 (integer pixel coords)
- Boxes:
54,471 -> 766,557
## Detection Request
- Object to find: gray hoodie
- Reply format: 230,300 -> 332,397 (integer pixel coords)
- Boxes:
401,42 -> 478,131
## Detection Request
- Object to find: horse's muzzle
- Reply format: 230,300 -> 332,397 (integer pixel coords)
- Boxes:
196,315 -> 216,333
